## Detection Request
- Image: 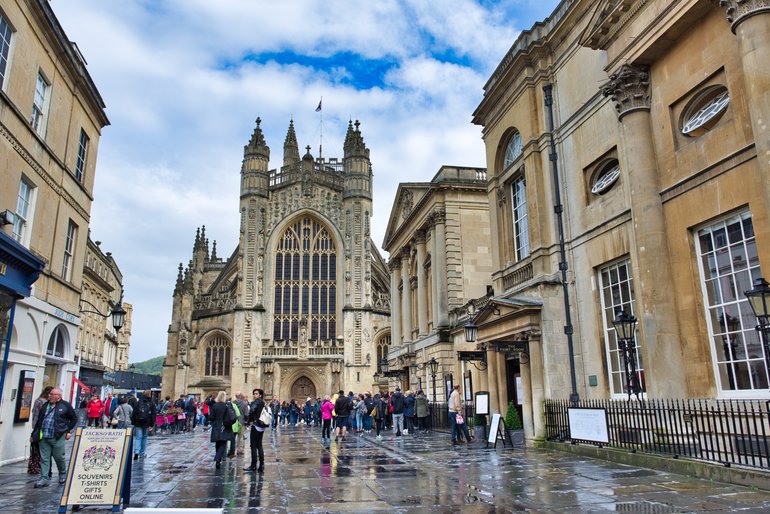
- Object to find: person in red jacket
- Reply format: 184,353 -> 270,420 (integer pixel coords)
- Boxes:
86,394 -> 104,428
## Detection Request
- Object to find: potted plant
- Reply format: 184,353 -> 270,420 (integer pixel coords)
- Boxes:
504,401 -> 525,447
472,414 -> 487,442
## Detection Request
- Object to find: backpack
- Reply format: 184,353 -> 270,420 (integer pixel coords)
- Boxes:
229,402 -> 240,432
134,399 -> 151,425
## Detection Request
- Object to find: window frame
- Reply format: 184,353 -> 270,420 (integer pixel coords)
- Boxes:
75,129 -> 89,182
30,71 -> 50,137
62,219 -> 77,282
0,9 -> 14,91
695,210 -> 767,398
503,131 -> 523,169
510,174 -> 530,261
12,177 -> 35,245
597,258 -> 646,399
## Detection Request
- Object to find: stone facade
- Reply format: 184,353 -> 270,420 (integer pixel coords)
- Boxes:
162,119 -> 391,401
382,166 -> 494,401
469,0 -> 770,442
0,0 -> 109,465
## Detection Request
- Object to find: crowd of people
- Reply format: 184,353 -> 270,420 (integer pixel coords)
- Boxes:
26,383 -> 474,485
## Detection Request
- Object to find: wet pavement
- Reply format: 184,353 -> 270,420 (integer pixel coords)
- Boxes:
3,424 -> 770,513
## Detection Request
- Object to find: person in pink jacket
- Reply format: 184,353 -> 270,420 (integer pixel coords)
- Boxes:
320,395 -> 334,447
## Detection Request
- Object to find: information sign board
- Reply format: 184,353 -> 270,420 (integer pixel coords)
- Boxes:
567,407 -> 609,444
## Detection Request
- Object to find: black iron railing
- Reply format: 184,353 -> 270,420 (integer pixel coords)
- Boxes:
428,402 -> 476,434
544,398 -> 770,470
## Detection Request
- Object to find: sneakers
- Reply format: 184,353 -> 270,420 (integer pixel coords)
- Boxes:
34,480 -> 50,488
133,454 -> 139,461
59,475 -> 66,485
376,435 -> 382,440
396,431 -> 402,437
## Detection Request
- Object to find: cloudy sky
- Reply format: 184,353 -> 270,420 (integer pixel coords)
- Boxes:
51,0 -> 560,362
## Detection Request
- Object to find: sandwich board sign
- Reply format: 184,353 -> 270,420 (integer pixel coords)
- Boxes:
59,427 -> 133,512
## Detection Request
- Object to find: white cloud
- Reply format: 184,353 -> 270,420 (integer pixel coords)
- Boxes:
51,0 -> 560,361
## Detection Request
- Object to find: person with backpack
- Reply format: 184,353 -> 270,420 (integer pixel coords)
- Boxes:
130,390 -> 157,460
243,388 -> 268,473
209,390 -> 235,469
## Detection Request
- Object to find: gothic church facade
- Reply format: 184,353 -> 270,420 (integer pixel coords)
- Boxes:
162,119 -> 391,401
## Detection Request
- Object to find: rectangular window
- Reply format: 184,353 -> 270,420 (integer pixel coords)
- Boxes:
0,12 -> 13,90
75,129 -> 89,182
31,72 -> 49,136
598,258 -> 645,398
62,219 -> 78,281
13,178 -> 34,244
511,176 -> 530,260
696,211 -> 767,395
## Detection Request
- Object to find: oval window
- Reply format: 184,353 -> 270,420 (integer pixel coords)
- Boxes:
681,86 -> 730,137
591,160 -> 620,195
503,131 -> 523,168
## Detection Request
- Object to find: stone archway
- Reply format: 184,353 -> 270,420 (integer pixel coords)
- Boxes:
290,376 -> 316,402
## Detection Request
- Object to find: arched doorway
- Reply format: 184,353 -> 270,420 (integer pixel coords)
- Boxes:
290,376 -> 316,402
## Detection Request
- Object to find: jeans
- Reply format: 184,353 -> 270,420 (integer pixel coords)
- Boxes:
214,440 -> 227,463
134,426 -> 149,456
392,413 -> 404,434
355,411 -> 363,431
449,412 -> 457,441
39,436 -> 66,481
322,419 -> 331,439
249,427 -> 265,469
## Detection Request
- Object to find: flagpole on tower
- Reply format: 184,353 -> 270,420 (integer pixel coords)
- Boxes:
316,97 -> 323,161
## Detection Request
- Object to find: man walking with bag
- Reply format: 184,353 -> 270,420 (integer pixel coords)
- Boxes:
31,388 -> 77,488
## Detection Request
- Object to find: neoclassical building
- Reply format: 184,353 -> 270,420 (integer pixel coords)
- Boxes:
467,0 -> 770,443
382,166 -> 494,400
162,119 -> 391,401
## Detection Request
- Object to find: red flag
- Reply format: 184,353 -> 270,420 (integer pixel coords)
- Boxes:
315,99 -> 322,112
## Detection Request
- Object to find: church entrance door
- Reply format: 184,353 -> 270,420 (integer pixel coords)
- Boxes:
290,376 -> 316,402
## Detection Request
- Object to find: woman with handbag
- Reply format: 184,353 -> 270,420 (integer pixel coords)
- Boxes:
243,388 -> 268,472
113,396 -> 133,429
27,386 -> 53,475
209,391 -> 234,469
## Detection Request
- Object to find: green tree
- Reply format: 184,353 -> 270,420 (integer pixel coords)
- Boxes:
504,401 -> 523,430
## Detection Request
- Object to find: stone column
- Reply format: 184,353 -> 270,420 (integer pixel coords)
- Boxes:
433,209 -> 449,327
389,258 -> 402,347
602,64 -> 685,397
415,231 -> 429,335
528,335 -> 545,439
486,345 -> 499,414
401,249 -> 413,343
495,352 -> 507,415
716,1 -> 770,208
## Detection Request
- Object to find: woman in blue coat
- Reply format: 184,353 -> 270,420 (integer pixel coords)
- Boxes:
404,390 -> 416,434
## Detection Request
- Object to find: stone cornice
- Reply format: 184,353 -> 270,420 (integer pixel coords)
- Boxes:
715,0 -> 770,33
580,0 -> 647,50
601,64 -> 651,120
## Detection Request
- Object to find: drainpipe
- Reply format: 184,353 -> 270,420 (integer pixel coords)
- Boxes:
543,83 -> 579,405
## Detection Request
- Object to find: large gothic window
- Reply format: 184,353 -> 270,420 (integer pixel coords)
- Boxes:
273,216 -> 337,342
205,337 -> 231,376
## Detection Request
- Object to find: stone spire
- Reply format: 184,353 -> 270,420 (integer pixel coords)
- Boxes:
244,117 -> 270,159
343,119 -> 369,158
173,262 -> 184,296
283,118 -> 300,167
211,240 -> 218,261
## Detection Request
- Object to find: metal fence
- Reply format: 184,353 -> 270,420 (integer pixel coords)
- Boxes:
544,398 -> 770,470
428,402 -> 476,434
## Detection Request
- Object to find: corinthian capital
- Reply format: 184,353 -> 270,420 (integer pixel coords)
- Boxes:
715,0 -> 770,33
601,64 -> 651,120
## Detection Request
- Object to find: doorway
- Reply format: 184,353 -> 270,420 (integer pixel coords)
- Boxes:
290,376 -> 316,402
505,358 -> 522,420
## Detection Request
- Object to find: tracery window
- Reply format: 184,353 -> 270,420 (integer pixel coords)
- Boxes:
273,216 -> 337,342
681,86 -> 730,137
204,337 -> 231,376
46,325 -> 67,359
376,335 -> 390,372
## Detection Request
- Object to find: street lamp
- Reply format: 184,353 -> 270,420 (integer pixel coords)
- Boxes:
744,277 -> 770,375
612,308 -> 640,401
427,357 -> 439,403
464,320 -> 478,344
80,289 -> 126,333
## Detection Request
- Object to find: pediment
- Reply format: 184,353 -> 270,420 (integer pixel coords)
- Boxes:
579,0 -> 638,50
382,184 -> 431,249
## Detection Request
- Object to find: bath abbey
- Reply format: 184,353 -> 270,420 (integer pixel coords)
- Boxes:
161,119 -> 392,401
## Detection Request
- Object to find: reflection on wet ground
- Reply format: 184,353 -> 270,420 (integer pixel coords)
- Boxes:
2,424 -> 770,512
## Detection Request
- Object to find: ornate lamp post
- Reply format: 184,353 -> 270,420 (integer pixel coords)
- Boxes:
612,308 -> 640,401
744,277 -> 770,377
80,289 -> 126,333
427,357 -> 439,403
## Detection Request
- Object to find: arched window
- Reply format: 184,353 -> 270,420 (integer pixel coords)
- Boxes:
376,334 -> 391,372
503,131 -> 523,169
46,325 -> 67,359
204,337 -> 231,376
273,216 -> 337,342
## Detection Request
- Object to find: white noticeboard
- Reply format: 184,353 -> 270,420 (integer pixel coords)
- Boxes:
487,413 -> 503,444
567,407 -> 609,444
60,428 -> 132,509
475,392 -> 489,416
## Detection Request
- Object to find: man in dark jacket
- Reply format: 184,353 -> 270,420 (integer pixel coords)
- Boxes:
31,388 -> 77,488
130,390 -> 157,460
243,388 -> 267,472
333,390 -> 352,441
